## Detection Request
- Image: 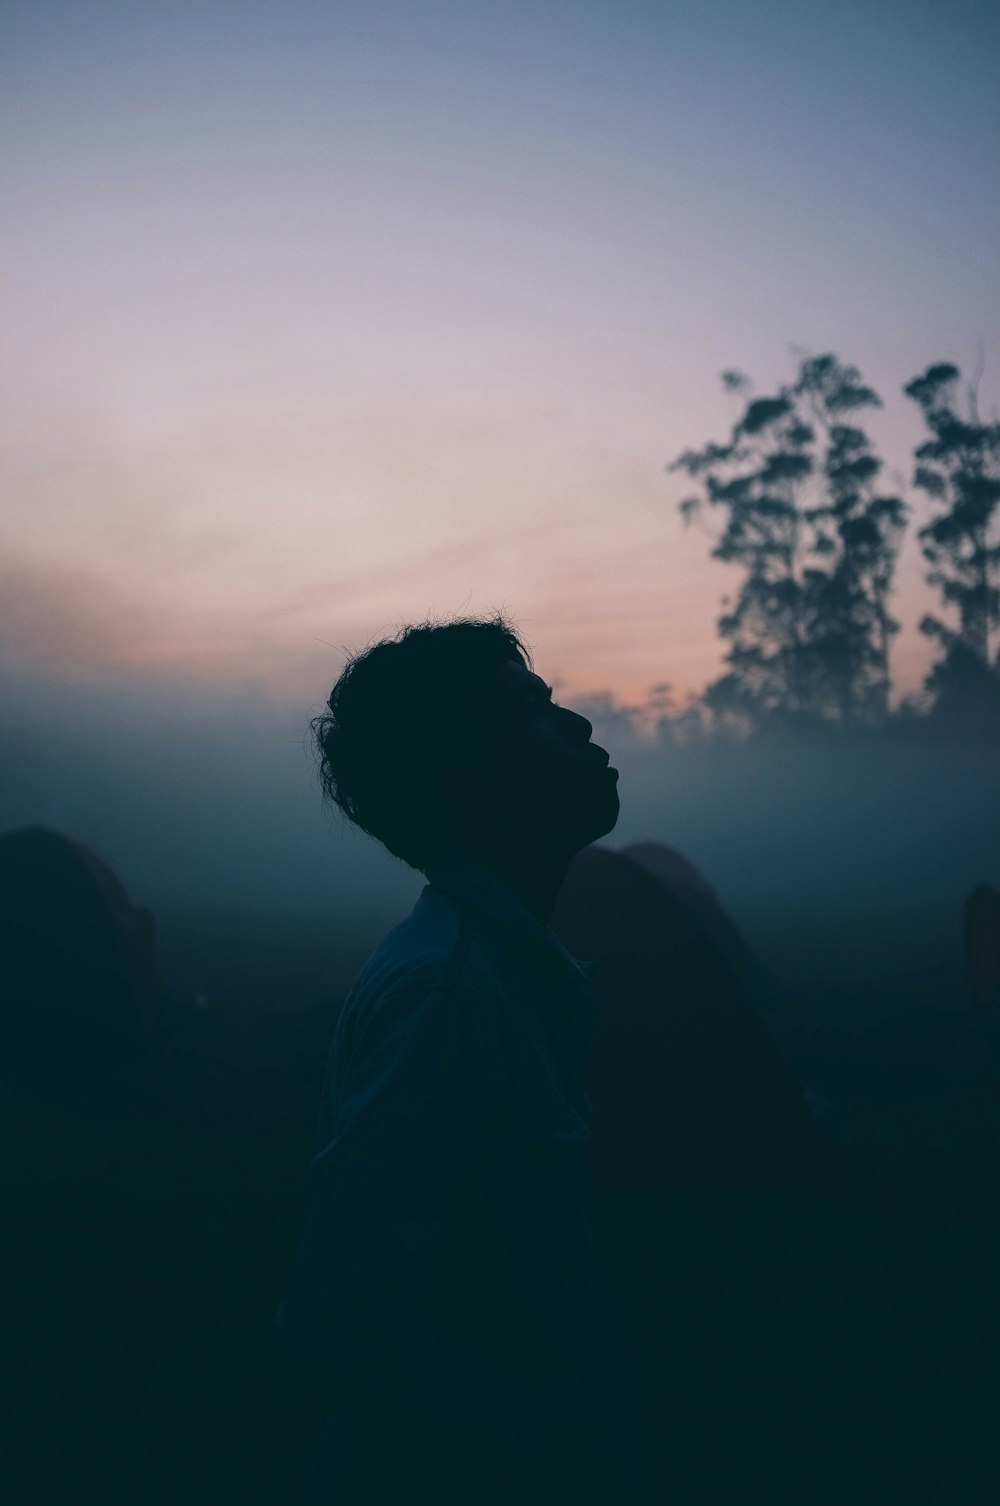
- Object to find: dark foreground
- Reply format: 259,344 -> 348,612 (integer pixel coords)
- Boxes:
4,973 -> 999,1506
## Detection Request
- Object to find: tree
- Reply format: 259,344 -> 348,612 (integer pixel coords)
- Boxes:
795,355 -> 909,722
904,361 -> 1000,726
669,354 -> 907,732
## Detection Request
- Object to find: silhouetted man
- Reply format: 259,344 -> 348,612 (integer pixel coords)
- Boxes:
274,615 -> 646,1503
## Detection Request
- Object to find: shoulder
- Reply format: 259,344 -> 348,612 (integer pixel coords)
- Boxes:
318,915 -> 512,1143
341,890 -> 512,1055
350,885 -> 512,1006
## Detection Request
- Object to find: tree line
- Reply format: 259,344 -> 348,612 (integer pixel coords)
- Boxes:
659,353 -> 1000,741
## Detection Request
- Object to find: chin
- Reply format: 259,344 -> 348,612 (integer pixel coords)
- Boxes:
598,790 -> 621,839
576,787 -> 620,850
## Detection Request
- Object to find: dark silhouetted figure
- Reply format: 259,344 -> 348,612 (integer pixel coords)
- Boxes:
0,824 -> 160,1112
274,616 -> 648,1503
550,841 -> 840,1194
965,884 -> 1000,1012
0,826 -> 167,1501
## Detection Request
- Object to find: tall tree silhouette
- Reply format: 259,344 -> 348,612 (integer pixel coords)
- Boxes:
904,361 -> 1000,725
669,354 -> 907,730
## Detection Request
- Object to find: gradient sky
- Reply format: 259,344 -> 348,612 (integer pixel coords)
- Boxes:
3,0 -> 998,712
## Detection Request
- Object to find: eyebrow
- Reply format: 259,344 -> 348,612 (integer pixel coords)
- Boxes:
498,680 -> 553,736
520,681 -> 554,708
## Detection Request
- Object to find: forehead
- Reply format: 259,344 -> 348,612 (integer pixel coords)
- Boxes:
489,656 -> 547,707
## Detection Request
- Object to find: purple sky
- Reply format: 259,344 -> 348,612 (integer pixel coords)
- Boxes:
3,0 -> 998,710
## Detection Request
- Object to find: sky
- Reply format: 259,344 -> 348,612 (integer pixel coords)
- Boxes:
2,0 -> 999,712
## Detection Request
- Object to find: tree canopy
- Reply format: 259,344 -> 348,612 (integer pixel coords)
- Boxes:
669,353 -> 907,734
904,361 -> 1000,731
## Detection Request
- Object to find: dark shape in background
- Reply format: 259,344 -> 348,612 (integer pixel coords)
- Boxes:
3,821 -> 999,1501
550,841 -> 839,1196
0,826 -> 324,1503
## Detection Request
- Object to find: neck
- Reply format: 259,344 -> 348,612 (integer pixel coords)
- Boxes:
450,841 -> 570,926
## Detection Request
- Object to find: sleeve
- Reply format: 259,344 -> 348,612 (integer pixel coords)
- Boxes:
274,983 -> 502,1411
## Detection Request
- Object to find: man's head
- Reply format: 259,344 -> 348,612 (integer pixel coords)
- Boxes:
313,614 -> 620,873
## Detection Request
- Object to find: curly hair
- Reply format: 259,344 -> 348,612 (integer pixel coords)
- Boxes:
311,612 -> 532,871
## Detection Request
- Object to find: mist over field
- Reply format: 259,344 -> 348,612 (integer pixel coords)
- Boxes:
4,7 -> 999,1502
2,659 -> 994,1026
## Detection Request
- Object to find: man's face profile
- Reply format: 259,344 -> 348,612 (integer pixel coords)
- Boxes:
450,655 -> 620,860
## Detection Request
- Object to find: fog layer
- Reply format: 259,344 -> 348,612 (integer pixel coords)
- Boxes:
1,663 -> 995,1016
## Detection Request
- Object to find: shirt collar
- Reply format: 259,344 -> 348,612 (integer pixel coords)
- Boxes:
424,858 -> 592,986
425,858 -> 598,1123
